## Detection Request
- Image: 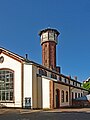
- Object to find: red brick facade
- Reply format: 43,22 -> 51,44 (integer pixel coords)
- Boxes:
42,41 -> 56,70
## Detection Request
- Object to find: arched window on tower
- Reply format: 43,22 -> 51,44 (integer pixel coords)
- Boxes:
0,69 -> 14,102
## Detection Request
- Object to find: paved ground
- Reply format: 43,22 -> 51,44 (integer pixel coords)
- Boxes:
0,108 -> 90,120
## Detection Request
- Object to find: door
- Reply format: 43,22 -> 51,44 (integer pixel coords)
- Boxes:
56,89 -> 60,108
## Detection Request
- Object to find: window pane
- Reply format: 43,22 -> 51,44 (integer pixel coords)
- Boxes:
2,83 -> 5,90
6,78 -> 9,82
2,91 -> 5,100
10,83 -> 13,89
6,92 -> 9,100
6,83 -> 10,89
10,91 -> 13,100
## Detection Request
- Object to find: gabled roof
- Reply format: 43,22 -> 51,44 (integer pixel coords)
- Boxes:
0,47 -> 26,62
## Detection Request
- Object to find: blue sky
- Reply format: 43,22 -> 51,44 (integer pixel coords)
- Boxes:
0,0 -> 90,82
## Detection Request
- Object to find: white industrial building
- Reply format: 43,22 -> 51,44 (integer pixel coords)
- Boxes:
0,28 -> 88,109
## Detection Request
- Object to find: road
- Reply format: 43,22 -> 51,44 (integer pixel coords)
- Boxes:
0,108 -> 90,120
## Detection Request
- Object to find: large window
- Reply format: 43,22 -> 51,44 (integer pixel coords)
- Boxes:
66,91 -> 68,102
0,69 -> 14,102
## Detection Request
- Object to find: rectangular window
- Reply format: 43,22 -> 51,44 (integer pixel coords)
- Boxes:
78,93 -> 80,98
75,93 -> 77,99
61,90 -> 64,103
66,91 -> 68,102
81,93 -> 82,97
72,92 -> 74,99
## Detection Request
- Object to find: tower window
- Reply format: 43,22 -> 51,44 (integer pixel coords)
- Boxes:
45,44 -> 47,47
45,60 -> 47,64
0,69 -> 14,102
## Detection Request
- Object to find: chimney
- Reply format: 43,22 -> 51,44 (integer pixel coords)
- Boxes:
67,76 -> 71,79
25,54 -> 28,59
74,76 -> 77,81
56,66 -> 61,73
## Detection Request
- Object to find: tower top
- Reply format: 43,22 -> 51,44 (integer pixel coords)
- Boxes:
39,28 -> 60,36
39,28 -> 60,45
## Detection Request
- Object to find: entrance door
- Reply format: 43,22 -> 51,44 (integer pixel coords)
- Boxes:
56,89 -> 60,108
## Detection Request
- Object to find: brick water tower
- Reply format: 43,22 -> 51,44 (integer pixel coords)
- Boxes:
39,28 -> 60,72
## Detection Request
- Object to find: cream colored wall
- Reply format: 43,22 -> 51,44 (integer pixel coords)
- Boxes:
24,64 -> 50,109
32,66 -> 51,109
54,83 -> 69,107
42,77 -> 50,108
32,65 -> 45,109
23,64 -> 33,108
71,88 -> 83,99
0,53 -> 22,107
77,83 -> 80,87
70,80 -> 73,85
83,90 -> 88,96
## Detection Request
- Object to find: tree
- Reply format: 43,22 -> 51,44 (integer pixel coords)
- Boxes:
82,82 -> 90,91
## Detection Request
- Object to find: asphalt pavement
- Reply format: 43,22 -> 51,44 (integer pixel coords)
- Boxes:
0,108 -> 90,120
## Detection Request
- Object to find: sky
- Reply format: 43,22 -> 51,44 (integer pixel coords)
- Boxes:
0,0 -> 90,82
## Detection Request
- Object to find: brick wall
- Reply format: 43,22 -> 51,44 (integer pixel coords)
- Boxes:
42,41 -> 56,69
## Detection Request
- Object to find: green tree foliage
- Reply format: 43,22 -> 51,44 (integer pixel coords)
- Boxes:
82,82 -> 90,91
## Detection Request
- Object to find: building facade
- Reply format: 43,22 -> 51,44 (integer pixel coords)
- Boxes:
0,28 -> 88,109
